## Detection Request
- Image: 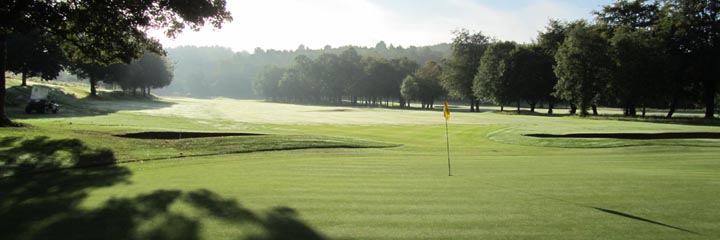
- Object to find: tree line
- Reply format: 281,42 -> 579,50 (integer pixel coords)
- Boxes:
0,0 -> 231,126
156,43 -> 449,98
249,0 -> 720,119
443,0 -> 720,118
253,48 -> 451,108
6,30 -> 174,97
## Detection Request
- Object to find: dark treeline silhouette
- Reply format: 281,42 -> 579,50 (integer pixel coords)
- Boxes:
156,43 -> 450,99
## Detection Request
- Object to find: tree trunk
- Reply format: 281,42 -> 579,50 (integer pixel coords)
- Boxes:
0,34 -> 14,127
642,105 -> 646,118
703,77 -> 716,119
21,68 -> 28,86
547,101 -> 554,115
90,78 -> 98,97
591,104 -> 598,116
579,102 -> 589,116
666,98 -> 676,118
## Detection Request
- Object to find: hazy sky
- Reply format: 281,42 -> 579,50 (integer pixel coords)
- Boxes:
151,0 -> 615,52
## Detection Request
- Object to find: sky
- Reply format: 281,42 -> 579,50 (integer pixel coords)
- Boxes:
151,0 -> 615,52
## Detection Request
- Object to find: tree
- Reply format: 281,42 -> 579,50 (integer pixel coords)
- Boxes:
656,0 -> 720,119
400,76 -> 420,107
412,61 -> 445,109
338,48 -> 365,105
365,58 -> 396,106
608,26 -> 668,117
314,53 -> 343,103
596,0 -> 665,117
118,52 -> 174,96
508,44 -> 556,112
279,55 -> 318,103
67,63 -> 116,97
442,29 -> 490,112
6,30 -> 66,86
253,65 -> 285,101
553,21 -> 613,116
473,41 -> 518,111
389,58 -> 420,107
536,19 -> 572,114
1,0 -> 232,126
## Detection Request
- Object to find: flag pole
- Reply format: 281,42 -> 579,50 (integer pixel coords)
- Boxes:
443,100 -> 451,176
445,118 -> 451,176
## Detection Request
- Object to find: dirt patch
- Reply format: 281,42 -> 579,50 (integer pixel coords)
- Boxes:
524,132 -> 720,140
115,132 -> 264,140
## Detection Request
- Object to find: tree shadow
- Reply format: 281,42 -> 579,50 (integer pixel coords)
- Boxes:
592,207 -> 701,235
525,132 -> 720,140
5,85 -> 175,120
0,136 -> 328,240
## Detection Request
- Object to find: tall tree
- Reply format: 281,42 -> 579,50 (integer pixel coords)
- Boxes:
508,44 -> 556,112
253,65 -> 285,101
406,61 -> 445,109
597,0 -> 665,117
473,41 -> 518,111
339,48 -> 365,105
67,63 -> 115,97
389,58 -> 419,107
1,0 -> 232,126
6,30 -> 66,86
442,29 -> 490,112
536,19 -> 572,114
553,21 -> 614,116
400,75 -> 420,107
657,0 -> 720,118
117,52 -> 174,96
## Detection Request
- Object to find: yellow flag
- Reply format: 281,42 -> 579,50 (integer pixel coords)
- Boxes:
443,101 -> 450,120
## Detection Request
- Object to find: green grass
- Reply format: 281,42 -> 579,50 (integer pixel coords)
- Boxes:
1,81 -> 719,239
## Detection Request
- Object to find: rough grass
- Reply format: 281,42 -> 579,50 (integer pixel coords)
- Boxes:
1,81 -> 719,239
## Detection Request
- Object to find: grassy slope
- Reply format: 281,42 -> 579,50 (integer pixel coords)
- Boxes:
1,79 -> 719,239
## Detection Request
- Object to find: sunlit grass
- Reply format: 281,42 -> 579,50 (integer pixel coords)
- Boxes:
1,82 -> 719,239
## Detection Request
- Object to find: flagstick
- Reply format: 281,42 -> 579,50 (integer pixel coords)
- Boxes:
445,119 -> 451,176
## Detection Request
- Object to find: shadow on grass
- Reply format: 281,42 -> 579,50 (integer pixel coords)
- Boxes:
6,85 -> 175,120
0,136 -> 327,240
592,207 -> 701,235
489,107 -> 720,127
525,132 -> 720,140
115,131 -> 265,140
